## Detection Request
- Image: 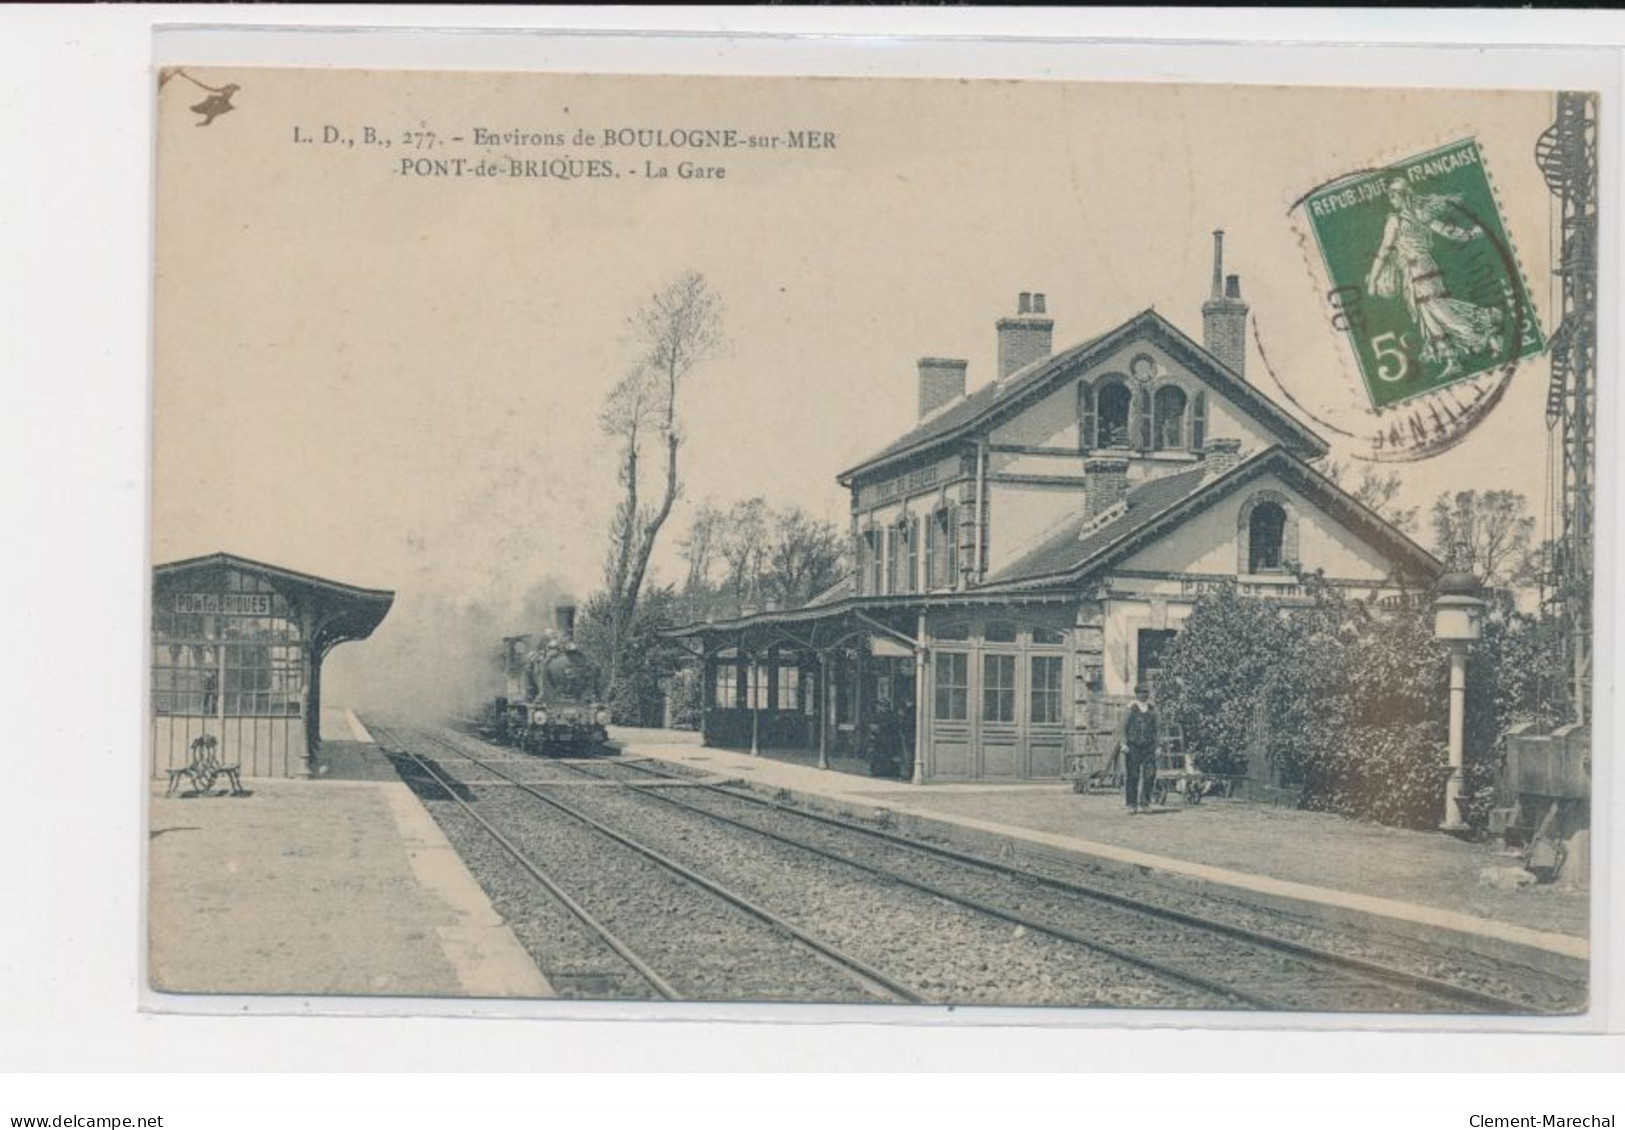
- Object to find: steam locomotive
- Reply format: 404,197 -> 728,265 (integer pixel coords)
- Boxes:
492,603 -> 613,756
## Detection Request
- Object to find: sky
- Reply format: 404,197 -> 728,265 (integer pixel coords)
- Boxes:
151,70 -> 1566,709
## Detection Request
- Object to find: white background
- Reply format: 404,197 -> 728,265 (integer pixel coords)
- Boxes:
4,4 -> 1624,1116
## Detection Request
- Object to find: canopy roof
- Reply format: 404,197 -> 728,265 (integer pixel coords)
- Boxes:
153,551 -> 396,650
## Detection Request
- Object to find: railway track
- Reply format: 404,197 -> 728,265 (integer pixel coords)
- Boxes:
563,755 -> 1559,1014
464,726 -> 1558,1014
533,755 -> 1549,1013
370,722 -> 919,1004
381,721 -> 1559,1012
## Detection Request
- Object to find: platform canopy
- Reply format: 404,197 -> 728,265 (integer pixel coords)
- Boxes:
150,552 -> 396,778
154,551 -> 395,648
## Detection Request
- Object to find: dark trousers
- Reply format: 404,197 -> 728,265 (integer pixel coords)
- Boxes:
1124,744 -> 1156,807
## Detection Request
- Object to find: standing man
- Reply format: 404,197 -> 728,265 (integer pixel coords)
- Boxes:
1119,683 -> 1160,814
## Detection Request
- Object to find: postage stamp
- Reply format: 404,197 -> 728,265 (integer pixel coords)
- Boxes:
1300,138 -> 1545,410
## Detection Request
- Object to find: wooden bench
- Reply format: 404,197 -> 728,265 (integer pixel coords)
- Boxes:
164,735 -> 246,797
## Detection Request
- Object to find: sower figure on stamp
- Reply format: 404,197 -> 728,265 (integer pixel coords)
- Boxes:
1365,177 -> 1505,381
1118,683 -> 1159,814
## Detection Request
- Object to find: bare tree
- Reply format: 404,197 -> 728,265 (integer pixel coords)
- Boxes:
1323,460 -> 1420,535
676,499 -> 849,618
1430,489 -> 1537,589
600,270 -> 723,687
719,497 -> 769,612
678,499 -> 727,603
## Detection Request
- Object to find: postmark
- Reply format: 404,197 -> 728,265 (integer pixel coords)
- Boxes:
1281,137 -> 1545,461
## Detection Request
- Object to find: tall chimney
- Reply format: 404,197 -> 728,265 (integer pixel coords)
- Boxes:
917,357 -> 968,419
996,291 -> 1054,379
1082,457 -> 1129,523
555,603 -> 577,642
1202,231 -> 1249,379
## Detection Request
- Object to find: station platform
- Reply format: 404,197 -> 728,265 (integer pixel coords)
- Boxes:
146,709 -> 551,1000
610,728 -> 1591,980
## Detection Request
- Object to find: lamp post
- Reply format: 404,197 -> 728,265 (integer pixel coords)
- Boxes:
1434,570 -> 1486,832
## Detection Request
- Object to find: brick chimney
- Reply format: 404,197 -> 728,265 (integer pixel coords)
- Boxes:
1202,231 -> 1249,379
1082,457 -> 1129,523
918,357 -> 968,419
1204,437 -> 1243,479
996,291 -> 1054,379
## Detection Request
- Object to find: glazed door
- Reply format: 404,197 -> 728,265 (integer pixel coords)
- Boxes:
978,651 -> 1022,779
1026,653 -> 1068,778
930,650 -> 973,779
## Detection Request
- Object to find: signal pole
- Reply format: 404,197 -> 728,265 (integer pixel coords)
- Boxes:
1536,91 -> 1597,726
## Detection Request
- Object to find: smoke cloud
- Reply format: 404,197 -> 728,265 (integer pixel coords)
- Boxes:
323,575 -> 572,723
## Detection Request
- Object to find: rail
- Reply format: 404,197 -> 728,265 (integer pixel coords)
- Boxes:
587,753 -> 1553,1015
381,723 -> 923,1005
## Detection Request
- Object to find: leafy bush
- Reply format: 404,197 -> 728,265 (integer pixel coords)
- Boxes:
1156,575 -> 1563,829
576,585 -> 688,728
666,666 -> 703,730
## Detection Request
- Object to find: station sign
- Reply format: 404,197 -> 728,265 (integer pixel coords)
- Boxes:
173,592 -> 273,616
859,453 -> 964,510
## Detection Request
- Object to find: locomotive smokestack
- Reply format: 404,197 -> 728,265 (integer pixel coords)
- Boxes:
555,603 -> 577,642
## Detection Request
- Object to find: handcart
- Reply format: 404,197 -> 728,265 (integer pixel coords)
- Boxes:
1150,723 -> 1215,806
1064,742 -> 1122,795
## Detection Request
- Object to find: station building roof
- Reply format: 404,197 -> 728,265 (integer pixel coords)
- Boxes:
838,309 -> 1330,485
667,446 -> 1443,640
981,446 -> 1443,593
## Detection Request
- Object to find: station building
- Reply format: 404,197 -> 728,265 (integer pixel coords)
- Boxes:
668,236 -> 1443,784
150,552 -> 394,779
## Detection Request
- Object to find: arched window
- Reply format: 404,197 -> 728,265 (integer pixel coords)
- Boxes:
1248,502 -> 1287,573
1154,385 -> 1188,451
1097,380 -> 1131,448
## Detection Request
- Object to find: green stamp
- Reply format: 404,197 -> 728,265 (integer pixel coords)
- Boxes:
1303,139 -> 1544,410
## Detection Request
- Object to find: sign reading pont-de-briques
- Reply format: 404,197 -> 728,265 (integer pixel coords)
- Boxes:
173,593 -> 273,616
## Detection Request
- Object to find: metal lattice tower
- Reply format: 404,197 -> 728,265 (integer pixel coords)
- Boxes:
1535,92 -> 1597,726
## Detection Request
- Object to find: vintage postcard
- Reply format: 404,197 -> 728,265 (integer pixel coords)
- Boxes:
149,67 -> 1597,1017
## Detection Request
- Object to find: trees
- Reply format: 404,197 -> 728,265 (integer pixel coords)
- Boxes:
599,270 -> 723,692
677,500 -> 726,614
575,584 -> 687,727
678,497 -> 849,619
1429,489 -> 1537,589
1320,467 -> 1542,591
1322,460 -> 1420,535
765,506 -> 847,609
718,497 -> 769,612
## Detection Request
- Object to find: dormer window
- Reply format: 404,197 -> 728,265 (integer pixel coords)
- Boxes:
1154,385 -> 1188,451
1096,379 -> 1132,448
